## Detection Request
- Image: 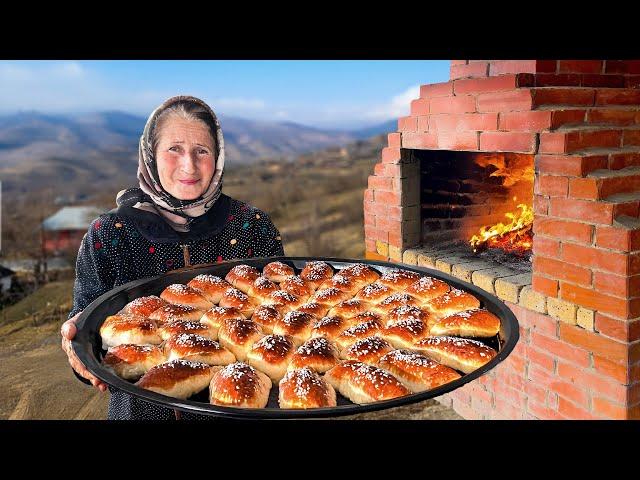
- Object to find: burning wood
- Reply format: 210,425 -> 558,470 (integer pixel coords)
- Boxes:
469,204 -> 533,256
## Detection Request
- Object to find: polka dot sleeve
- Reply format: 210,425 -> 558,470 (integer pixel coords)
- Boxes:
250,209 -> 285,258
68,215 -> 120,319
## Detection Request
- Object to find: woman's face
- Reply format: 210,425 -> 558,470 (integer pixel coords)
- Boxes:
155,116 -> 216,201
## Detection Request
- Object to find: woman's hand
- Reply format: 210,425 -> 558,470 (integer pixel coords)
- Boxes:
61,312 -> 108,392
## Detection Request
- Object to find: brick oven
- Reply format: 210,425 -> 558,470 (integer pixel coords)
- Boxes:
364,60 -> 640,419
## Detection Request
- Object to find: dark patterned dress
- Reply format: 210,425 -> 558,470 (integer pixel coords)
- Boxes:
67,193 -> 284,420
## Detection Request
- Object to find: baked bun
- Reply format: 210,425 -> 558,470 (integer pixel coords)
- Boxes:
158,319 -> 217,341
318,273 -> 362,296
430,308 -> 500,338
287,337 -> 340,373
310,315 -> 355,340
350,311 -> 383,325
149,303 -> 204,325
339,263 -> 381,286
377,268 -> 422,291
187,274 -> 232,304
354,282 -> 393,304
311,287 -> 353,307
217,318 -> 264,361
246,334 -> 296,383
300,261 -> 334,290
405,276 -> 451,304
219,287 -> 259,318
328,299 -> 374,319
164,333 -> 236,365
324,360 -> 410,404
341,336 -> 394,365
280,275 -> 314,300
100,314 -> 161,349
200,306 -> 245,339
380,318 -> 430,349
136,359 -> 215,399
267,290 -> 305,313
250,304 -> 282,334
426,288 -> 481,318
373,292 -> 420,315
413,336 -> 497,374
103,344 -> 165,380
120,295 -> 168,317
209,362 -> 272,408
386,305 -> 432,329
279,367 -> 337,409
273,311 -> 316,347
160,283 -> 213,311
262,261 -> 295,283
335,318 -> 382,351
247,276 -> 279,303
225,265 -> 261,293
296,302 -> 329,319
377,350 -> 461,392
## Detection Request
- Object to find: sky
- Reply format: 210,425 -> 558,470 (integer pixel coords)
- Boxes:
0,60 -> 450,130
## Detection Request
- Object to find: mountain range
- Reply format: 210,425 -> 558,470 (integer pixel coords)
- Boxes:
0,111 -> 395,194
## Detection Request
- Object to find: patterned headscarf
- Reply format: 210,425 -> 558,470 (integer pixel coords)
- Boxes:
116,95 -> 225,232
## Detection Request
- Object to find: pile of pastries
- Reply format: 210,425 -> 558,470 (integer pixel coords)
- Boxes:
99,261 -> 500,410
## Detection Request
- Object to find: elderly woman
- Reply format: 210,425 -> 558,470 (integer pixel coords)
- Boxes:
60,95 -> 284,420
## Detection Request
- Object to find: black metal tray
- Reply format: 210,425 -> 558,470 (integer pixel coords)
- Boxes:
72,256 -> 519,419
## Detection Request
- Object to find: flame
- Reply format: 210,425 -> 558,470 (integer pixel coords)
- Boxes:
469,204 -> 534,256
474,153 -> 535,187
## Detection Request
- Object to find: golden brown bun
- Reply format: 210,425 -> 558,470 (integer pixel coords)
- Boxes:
339,263 -> 381,286
426,288 -> 482,319
200,306 -> 245,338
120,295 -> 168,317
430,308 -> 500,338
273,311 -> 316,347
372,292 -> 420,315
341,336 -> 394,365
296,302 -> 329,319
225,265 -> 261,293
350,311 -> 383,325
377,349 -> 461,393
136,359 -> 215,399
318,273 -> 362,296
158,319 -> 217,341
209,362 -> 272,408
280,275 -> 314,300
103,344 -> 165,380
250,304 -> 282,334
377,268 -> 422,291
187,274 -> 232,304
335,319 -> 382,351
310,287 -> 353,307
300,261 -> 334,290
267,290 -> 305,313
413,336 -> 497,373
247,276 -> 279,303
149,304 -> 204,325
328,299 -> 374,319
160,283 -> 213,311
262,261 -> 295,283
380,318 -> 430,349
287,337 -> 340,373
386,305 -> 432,329
278,367 -> 337,409
218,287 -> 259,318
353,282 -> 393,304
164,333 -> 236,365
217,318 -> 264,361
100,314 -> 161,349
405,276 -> 451,304
310,315 -> 354,340
324,360 -> 410,404
246,334 -> 296,383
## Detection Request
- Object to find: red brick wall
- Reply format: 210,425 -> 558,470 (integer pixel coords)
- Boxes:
364,60 -> 640,419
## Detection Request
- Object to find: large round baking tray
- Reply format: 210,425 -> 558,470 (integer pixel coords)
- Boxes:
72,256 -> 519,419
